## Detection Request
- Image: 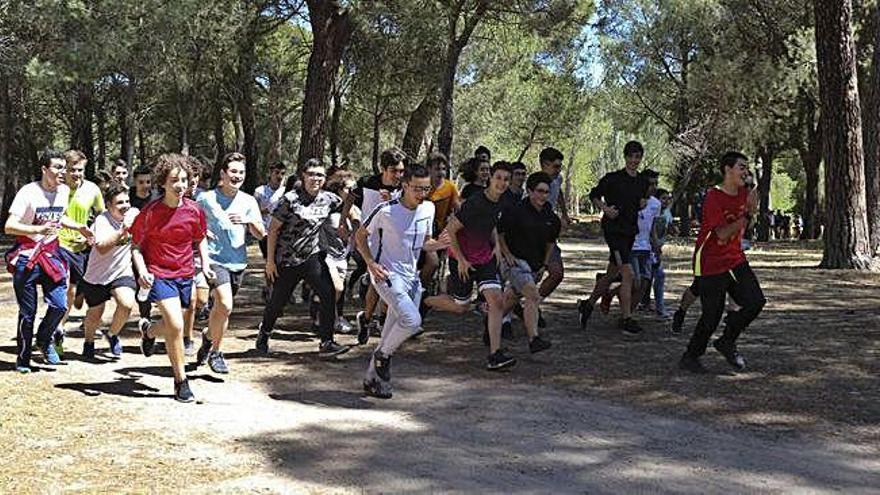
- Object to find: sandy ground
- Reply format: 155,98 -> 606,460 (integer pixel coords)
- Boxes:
1,235 -> 879,494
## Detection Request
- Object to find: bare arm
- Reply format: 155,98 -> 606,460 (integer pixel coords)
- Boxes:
354,222 -> 390,282
4,214 -> 54,237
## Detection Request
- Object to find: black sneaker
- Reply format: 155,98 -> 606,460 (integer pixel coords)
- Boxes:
529,335 -> 552,354
501,320 -> 513,340
373,351 -> 392,382
82,341 -> 96,359
139,319 -> 156,357
577,300 -> 594,329
208,351 -> 229,374
620,317 -> 643,335
174,379 -> 195,403
671,308 -> 685,335
537,309 -> 546,329
183,336 -> 195,357
713,339 -> 746,371
255,324 -> 270,355
363,377 -> 392,399
195,332 -> 212,366
356,311 -> 370,345
486,349 -> 517,371
678,354 -> 708,374
318,340 -> 350,358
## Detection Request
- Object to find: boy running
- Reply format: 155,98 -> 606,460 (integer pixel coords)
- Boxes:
80,182 -> 139,358
577,141 -> 650,335
256,159 -> 349,358
5,150 -> 92,371
131,154 -> 210,402
196,153 -> 265,373
679,152 -> 765,373
357,164 -> 449,398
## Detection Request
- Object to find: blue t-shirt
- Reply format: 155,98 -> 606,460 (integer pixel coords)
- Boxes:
198,188 -> 262,272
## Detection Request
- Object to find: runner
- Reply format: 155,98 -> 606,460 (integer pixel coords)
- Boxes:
254,160 -> 287,260
130,165 -> 154,209
357,163 -> 449,398
339,148 -> 405,345
181,158 -> 210,356
537,147 -> 571,325
474,145 -> 491,163
459,157 -> 490,200
679,151 -> 764,373
422,161 -> 516,370
629,170 -> 661,313
131,153 -> 210,402
497,171 -> 558,353
57,149 -> 106,355
255,159 -> 349,358
320,178 -> 358,334
112,159 -> 130,186
422,152 -> 460,290
647,188 -> 673,317
577,141 -> 650,335
502,161 -> 527,203
5,149 -> 91,371
195,152 -> 265,373
80,182 -> 138,358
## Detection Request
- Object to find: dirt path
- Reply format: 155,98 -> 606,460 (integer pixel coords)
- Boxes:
2,237 -> 879,493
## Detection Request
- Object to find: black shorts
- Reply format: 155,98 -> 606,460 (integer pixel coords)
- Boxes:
81,276 -> 138,307
605,233 -> 635,266
208,264 -> 245,297
59,247 -> 90,286
447,256 -> 502,303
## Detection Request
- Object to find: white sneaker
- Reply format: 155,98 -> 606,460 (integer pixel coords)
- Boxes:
335,316 -> 354,334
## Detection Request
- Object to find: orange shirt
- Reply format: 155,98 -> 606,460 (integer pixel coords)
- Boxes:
428,179 -> 460,233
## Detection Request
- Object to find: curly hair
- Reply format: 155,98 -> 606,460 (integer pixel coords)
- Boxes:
152,153 -> 192,188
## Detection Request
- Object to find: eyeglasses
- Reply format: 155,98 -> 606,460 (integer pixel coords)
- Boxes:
409,185 -> 432,194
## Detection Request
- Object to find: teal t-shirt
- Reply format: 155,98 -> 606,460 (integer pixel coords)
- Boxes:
197,188 -> 262,272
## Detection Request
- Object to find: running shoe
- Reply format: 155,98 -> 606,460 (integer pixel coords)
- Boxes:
678,354 -> 708,374
139,318 -> 156,357
183,336 -> 195,357
255,324 -> 270,355
318,340 -> 350,358
174,379 -> 195,403
16,364 -> 31,374
486,349 -> 517,371
106,332 -> 123,357
363,377 -> 392,399
671,308 -> 685,334
335,316 -> 354,334
82,341 -> 96,359
577,299 -> 594,329
713,339 -> 747,371
196,332 -> 212,366
620,317 -> 643,335
529,335 -> 552,354
41,343 -> 61,365
356,311 -> 370,345
53,326 -> 65,358
208,351 -> 229,374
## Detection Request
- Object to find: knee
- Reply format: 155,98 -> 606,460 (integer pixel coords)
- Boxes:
522,285 -> 540,305
401,310 -> 422,331
484,292 -> 504,312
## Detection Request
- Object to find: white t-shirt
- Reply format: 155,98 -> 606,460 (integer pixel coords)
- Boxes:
364,199 -> 434,282
632,196 -> 662,251
254,183 -> 285,230
547,174 -> 563,210
84,210 -> 138,285
8,182 -> 71,257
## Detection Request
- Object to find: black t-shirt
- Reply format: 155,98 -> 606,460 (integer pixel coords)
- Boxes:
350,174 -> 399,210
460,183 -> 485,200
589,169 -> 649,237
454,190 -> 504,264
130,192 -> 154,210
499,198 -> 561,271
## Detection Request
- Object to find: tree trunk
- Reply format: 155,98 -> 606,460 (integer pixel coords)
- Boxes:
233,107 -> 244,152
402,90 -> 438,160
237,36 -> 259,193
213,97 -> 227,169
96,102 -> 107,172
179,123 -> 190,157
137,127 -> 147,168
329,82 -> 343,167
864,4 -> 880,253
118,84 -> 135,167
756,147 -> 774,242
371,97 -> 381,175
801,148 -> 821,239
71,84 -> 95,177
814,0 -> 873,269
298,0 -> 353,167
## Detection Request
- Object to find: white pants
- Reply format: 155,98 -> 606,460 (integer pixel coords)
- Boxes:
373,273 -> 423,357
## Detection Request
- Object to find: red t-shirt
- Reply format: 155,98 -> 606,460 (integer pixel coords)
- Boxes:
131,198 -> 207,279
693,186 -> 748,276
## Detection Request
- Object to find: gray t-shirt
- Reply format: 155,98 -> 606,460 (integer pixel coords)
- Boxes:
547,174 -> 563,210
84,210 -> 138,285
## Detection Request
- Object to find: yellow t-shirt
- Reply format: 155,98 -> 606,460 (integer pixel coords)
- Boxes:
428,179 -> 460,233
59,180 -> 105,252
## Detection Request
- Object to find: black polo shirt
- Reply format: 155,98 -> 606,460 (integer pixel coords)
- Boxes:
499,198 -> 561,271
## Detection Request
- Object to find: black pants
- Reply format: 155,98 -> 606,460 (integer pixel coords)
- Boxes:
261,253 -> 336,342
348,250 -> 367,294
685,261 -> 766,358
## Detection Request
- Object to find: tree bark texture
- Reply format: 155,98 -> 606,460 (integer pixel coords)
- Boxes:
864,4 -> 880,253
756,147 -> 773,242
237,36 -> 259,193
402,90 -> 438,160
814,0 -> 874,269
298,0 -> 353,168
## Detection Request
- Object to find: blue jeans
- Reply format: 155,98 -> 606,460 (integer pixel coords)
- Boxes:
13,256 -> 68,366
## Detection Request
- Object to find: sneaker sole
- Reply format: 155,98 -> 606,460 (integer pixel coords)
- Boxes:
319,346 -> 351,359
487,358 -> 517,371
363,381 -> 392,399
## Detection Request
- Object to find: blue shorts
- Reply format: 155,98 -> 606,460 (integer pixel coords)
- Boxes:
149,277 -> 193,308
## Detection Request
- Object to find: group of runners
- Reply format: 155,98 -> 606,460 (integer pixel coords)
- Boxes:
4,140 -> 765,402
